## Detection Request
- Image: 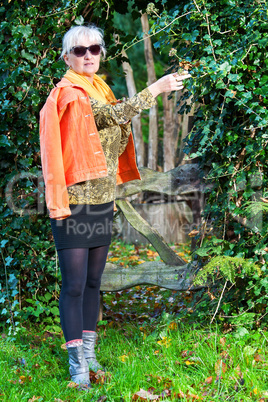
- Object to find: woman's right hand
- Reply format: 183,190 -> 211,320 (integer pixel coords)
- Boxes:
148,71 -> 191,98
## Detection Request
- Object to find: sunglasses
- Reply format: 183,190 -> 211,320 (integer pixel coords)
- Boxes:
70,44 -> 102,57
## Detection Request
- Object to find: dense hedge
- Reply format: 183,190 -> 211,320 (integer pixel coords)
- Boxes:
0,1 -> 80,333
149,0 -> 268,326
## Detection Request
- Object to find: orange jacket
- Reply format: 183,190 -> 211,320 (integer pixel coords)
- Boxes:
39,78 -> 141,220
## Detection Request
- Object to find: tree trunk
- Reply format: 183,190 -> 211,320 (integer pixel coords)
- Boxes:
178,95 -> 195,165
162,92 -> 181,171
141,12 -> 158,170
122,50 -> 145,167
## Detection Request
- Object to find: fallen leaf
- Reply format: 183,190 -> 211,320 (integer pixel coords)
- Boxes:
185,360 -> 196,366
118,354 -> 129,362
157,337 -> 172,348
188,392 -> 202,400
174,390 -> 186,399
252,387 -> 259,395
254,354 -> 265,362
168,322 -> 178,330
215,359 -> 227,375
181,350 -> 194,358
90,369 -> 109,385
177,252 -> 185,257
220,350 -> 229,359
174,390 -> 202,400
19,375 -> 32,384
146,250 -> 159,258
144,374 -> 173,389
132,389 -> 159,401
219,337 -> 226,346
109,257 -> 119,262
129,255 -> 139,261
28,397 -> 42,402
205,376 -> 213,384
67,381 -> 79,389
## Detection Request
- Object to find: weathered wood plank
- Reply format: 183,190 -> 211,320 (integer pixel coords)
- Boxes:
100,260 -> 199,292
116,199 -> 185,266
116,164 -> 200,198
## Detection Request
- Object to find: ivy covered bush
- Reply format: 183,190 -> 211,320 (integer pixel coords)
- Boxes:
148,0 -> 268,326
0,1 -> 77,333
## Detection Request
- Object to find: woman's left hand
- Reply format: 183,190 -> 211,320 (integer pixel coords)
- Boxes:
148,72 -> 191,98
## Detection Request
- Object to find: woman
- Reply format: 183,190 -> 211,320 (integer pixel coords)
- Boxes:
39,24 -> 190,388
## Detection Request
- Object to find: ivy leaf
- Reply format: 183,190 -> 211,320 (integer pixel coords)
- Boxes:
74,15 -> 84,25
218,61 -> 231,76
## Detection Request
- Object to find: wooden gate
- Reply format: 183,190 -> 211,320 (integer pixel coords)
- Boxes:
100,164 -> 202,293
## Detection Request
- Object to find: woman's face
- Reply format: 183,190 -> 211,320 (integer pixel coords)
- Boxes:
64,36 -> 101,83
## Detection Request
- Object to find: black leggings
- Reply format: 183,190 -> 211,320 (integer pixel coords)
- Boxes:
57,245 -> 109,342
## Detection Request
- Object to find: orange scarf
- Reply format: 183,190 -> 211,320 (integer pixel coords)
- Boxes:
64,69 -> 116,104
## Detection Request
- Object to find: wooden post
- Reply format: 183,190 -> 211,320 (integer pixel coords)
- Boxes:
122,50 -> 145,167
141,13 -> 158,170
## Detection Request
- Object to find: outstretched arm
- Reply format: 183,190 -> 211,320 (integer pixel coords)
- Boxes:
90,72 -> 191,128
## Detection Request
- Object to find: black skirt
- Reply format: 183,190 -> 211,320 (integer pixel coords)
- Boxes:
50,202 -> 114,250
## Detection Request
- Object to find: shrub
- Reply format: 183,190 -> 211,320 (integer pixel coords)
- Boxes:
148,0 -> 268,327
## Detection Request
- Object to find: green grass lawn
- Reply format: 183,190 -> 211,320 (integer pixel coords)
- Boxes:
1,241 -> 268,401
1,321 -> 268,401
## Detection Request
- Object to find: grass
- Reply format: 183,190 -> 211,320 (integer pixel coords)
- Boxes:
1,322 -> 268,401
1,240 -> 268,401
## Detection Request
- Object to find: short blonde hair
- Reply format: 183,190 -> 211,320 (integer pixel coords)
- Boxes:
61,25 -> 106,59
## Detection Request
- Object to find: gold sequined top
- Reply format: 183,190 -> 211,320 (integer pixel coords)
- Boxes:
67,88 -> 156,205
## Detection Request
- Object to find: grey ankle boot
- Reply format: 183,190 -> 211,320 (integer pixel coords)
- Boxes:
67,344 -> 91,388
82,331 -> 104,372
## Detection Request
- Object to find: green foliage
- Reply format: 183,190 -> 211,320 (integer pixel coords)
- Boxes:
149,0 -> 268,254
193,255 -> 261,286
145,0 -> 268,327
0,1 -> 83,332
